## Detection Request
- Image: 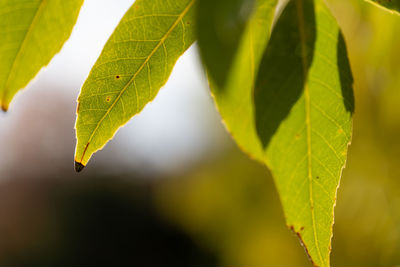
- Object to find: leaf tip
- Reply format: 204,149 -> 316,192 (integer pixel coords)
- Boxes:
74,161 -> 85,173
1,103 -> 8,112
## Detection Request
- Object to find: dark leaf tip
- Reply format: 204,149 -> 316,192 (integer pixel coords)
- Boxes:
1,104 -> 8,112
74,161 -> 85,172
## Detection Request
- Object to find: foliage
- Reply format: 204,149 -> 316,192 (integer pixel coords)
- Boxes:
74,0 -> 196,168
0,0 -> 83,111
0,0 -> 399,266
366,0 -> 400,13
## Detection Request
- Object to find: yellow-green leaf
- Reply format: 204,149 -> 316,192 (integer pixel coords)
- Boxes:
211,0 -> 354,265
255,0 -> 354,265
197,0 -> 255,88
0,0 -> 84,111
74,0 -> 196,171
209,0 -> 278,161
366,0 -> 400,14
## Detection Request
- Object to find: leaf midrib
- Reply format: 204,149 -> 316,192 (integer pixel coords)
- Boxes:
77,0 -> 196,163
1,0 -> 48,111
295,0 -> 325,265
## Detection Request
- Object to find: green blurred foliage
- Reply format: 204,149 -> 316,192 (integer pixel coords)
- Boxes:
329,0 -> 400,266
154,0 -> 400,266
155,150 -> 310,267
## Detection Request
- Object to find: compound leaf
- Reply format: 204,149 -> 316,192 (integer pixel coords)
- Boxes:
74,0 -> 196,170
0,0 -> 84,111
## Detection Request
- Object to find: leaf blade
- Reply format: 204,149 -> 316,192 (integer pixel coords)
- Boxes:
255,0 -> 354,266
0,0 -> 84,111
197,0 -> 255,87
75,0 -> 196,168
209,0 -> 279,162
210,0 -> 354,265
366,0 -> 400,14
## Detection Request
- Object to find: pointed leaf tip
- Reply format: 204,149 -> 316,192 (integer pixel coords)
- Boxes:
74,0 -> 197,166
74,161 -> 85,173
0,0 -> 84,111
1,104 -> 8,112
210,0 -> 354,265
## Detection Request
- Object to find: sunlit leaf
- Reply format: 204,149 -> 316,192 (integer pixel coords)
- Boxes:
366,0 -> 400,14
256,0 -> 354,265
211,0 -> 354,265
0,0 -> 84,111
74,0 -> 196,171
209,0 -> 278,161
197,0 -> 255,87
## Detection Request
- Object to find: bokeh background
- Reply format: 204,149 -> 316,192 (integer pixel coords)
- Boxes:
0,0 -> 399,266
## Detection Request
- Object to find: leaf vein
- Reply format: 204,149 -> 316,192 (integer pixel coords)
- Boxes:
77,0 -> 196,163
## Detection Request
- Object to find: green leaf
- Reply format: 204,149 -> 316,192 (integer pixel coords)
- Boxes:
0,0 -> 84,111
366,0 -> 400,14
197,0 -> 255,87
255,0 -> 354,265
74,0 -> 196,170
211,0 -> 354,265
209,0 -> 279,161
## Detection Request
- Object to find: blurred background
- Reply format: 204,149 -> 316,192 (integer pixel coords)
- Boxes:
0,0 -> 399,266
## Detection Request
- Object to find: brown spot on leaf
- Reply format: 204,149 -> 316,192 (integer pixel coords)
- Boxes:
106,96 -> 111,102
115,75 -> 120,79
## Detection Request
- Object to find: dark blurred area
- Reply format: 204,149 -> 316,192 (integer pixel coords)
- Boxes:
0,0 -> 400,266
0,176 -> 218,267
